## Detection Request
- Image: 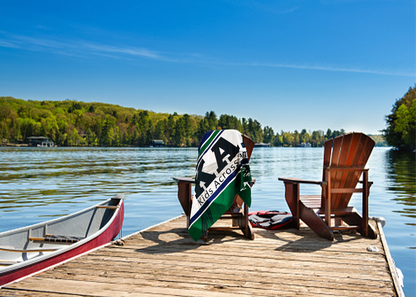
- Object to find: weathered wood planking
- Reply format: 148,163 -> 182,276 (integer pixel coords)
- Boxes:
1,216 -> 398,296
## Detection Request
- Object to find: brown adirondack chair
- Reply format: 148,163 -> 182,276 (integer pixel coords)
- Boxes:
173,133 -> 255,240
279,132 -> 377,241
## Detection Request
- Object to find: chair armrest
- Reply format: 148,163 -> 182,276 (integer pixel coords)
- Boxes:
173,177 -> 195,184
278,177 -> 326,186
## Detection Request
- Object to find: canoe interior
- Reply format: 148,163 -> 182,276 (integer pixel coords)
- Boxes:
0,197 -> 121,265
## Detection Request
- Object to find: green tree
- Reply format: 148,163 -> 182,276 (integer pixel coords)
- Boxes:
205,111 -> 218,130
218,114 -> 242,131
166,114 -> 176,145
311,130 -> 324,147
101,115 -> 115,146
246,118 -> 263,143
263,126 -> 274,144
67,127 -> 81,146
299,129 -> 311,145
273,131 -> 283,146
293,130 -> 300,147
182,114 -> 194,146
282,132 -> 294,147
196,118 -> 210,141
384,86 -> 416,151
173,116 -> 186,146
86,128 -> 97,146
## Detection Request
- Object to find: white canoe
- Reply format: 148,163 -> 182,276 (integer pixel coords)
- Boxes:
0,194 -> 124,287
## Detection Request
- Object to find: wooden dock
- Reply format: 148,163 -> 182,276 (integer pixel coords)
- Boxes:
1,215 -> 402,296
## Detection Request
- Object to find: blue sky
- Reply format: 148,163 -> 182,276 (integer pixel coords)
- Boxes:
1,0 -> 414,135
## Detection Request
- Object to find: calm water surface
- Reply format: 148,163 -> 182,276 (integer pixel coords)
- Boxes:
0,147 -> 415,295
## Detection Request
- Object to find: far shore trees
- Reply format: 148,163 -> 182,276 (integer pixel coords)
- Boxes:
1,96 -> 386,148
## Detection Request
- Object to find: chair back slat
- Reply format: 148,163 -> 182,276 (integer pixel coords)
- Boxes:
335,133 -> 363,208
322,139 -> 332,174
331,136 -> 343,166
321,132 -> 375,210
243,135 -> 255,159
331,134 -> 353,207
340,133 -> 366,208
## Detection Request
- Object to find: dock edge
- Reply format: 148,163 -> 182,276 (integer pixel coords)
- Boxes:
376,219 -> 405,297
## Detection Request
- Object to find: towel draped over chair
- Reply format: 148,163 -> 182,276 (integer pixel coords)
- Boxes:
188,130 -> 252,241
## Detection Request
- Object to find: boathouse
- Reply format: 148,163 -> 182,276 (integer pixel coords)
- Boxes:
254,142 -> 270,147
27,136 -> 54,147
150,140 -> 165,147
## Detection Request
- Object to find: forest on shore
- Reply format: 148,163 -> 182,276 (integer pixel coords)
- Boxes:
0,96 -> 386,147
383,85 -> 416,151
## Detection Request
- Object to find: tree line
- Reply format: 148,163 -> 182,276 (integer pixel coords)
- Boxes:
383,85 -> 416,151
0,96 -> 380,147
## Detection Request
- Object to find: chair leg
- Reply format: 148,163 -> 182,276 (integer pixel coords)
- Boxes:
177,181 -> 192,217
284,183 -> 300,229
231,215 -> 238,227
236,204 -> 254,240
284,182 -> 333,240
342,212 -> 377,239
299,201 -> 334,241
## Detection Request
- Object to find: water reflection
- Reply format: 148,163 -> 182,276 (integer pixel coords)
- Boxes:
386,150 -> 416,225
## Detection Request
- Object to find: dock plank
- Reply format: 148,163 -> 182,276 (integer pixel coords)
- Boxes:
1,216 -> 398,296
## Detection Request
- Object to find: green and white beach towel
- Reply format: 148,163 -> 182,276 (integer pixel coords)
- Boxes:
188,129 -> 252,241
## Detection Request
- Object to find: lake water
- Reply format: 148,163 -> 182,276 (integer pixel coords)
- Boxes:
0,147 -> 415,296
